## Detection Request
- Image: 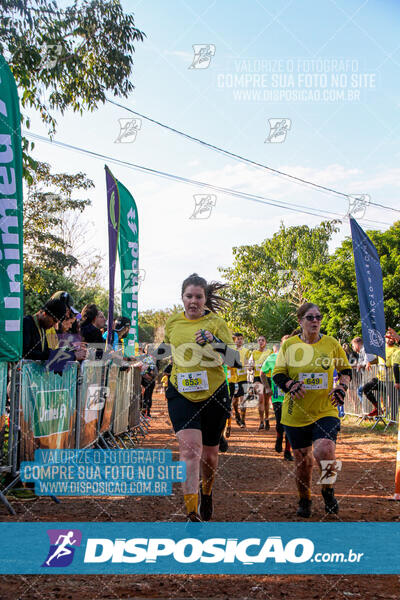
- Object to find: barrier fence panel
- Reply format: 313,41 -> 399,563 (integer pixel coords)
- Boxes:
128,366 -> 142,430
100,361 -> 118,434
112,367 -> 131,436
344,366 -> 400,427
0,362 -> 9,469
19,360 -> 78,461
76,360 -> 108,449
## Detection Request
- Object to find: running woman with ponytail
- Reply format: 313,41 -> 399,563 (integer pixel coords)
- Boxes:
272,302 -> 351,518
163,274 -> 237,521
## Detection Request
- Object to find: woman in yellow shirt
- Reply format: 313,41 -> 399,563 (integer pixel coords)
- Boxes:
252,335 -> 272,430
272,302 -> 351,518
164,273 -> 235,522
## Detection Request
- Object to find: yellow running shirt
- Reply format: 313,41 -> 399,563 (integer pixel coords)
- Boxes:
252,349 -> 272,377
377,344 -> 398,380
272,334 -> 350,427
164,311 -> 233,402
226,366 -> 237,384
235,347 -> 252,382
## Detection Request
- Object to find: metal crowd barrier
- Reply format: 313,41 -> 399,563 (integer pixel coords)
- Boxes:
0,359 -> 145,514
344,365 -> 400,430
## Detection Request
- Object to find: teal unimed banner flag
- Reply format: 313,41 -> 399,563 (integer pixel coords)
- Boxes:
0,55 -> 23,361
117,179 -> 139,356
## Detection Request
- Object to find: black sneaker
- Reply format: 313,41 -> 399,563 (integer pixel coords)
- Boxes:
275,436 -> 283,453
322,487 -> 339,514
264,419 -> 270,430
284,449 -> 294,461
235,415 -> 242,426
199,485 -> 213,521
258,422 -> 265,430
297,498 -> 312,518
219,435 -> 229,453
187,511 -> 202,522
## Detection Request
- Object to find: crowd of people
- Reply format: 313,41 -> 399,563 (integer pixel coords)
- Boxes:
19,280 -> 400,523
154,273 -> 400,522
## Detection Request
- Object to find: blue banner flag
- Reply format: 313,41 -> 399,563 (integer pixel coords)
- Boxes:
1,522 -> 400,574
350,217 -> 386,359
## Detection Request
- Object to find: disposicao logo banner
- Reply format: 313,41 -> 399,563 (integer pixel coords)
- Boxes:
0,522 -> 399,574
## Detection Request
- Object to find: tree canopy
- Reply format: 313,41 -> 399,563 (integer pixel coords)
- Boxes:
220,220 -> 400,342
1,0 -> 145,178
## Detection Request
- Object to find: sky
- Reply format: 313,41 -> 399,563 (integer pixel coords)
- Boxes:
24,0 -> 400,310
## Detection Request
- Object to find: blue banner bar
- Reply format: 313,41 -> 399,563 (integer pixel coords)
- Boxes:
350,217 -> 386,359
0,522 -> 399,574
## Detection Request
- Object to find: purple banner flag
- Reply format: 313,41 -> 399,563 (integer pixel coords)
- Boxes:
105,166 -> 121,346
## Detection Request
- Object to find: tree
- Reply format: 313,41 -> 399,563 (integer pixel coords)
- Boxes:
139,306 -> 183,343
1,0 -> 145,179
22,161 -> 115,314
220,221 -> 339,338
304,221 -> 400,340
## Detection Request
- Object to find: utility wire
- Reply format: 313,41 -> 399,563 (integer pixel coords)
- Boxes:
25,131 -> 392,227
107,98 -> 400,216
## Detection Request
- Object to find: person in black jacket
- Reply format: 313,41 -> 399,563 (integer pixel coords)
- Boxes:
23,299 -> 69,361
80,304 -> 106,359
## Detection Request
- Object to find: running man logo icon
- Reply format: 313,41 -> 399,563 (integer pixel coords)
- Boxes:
190,194 -> 217,219
317,460 -> 342,485
115,118 -> 142,143
368,328 -> 385,348
347,194 -> 370,219
38,42 -> 63,70
42,529 -> 82,567
189,44 -> 216,69
265,118 -> 291,143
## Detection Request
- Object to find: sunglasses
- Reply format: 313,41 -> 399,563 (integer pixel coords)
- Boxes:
304,314 -> 322,322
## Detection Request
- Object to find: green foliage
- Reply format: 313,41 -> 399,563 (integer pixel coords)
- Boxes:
1,0 -> 145,179
138,306 -> 183,343
305,221 -> 400,340
23,161 -> 113,314
220,220 -> 340,338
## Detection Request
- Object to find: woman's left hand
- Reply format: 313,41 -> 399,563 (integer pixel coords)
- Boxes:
195,329 -> 214,345
329,385 -> 347,406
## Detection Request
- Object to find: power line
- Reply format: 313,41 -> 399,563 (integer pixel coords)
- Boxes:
107,98 -> 400,216
24,131 -> 392,228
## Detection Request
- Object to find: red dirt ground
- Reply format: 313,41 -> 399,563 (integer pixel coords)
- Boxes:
1,393 -> 399,599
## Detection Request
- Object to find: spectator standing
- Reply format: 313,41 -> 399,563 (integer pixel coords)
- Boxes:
23,299 -> 69,361
80,304 -> 106,359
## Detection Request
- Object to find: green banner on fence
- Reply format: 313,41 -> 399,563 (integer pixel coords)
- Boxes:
21,362 -> 77,439
117,180 -> 139,356
0,55 -> 24,361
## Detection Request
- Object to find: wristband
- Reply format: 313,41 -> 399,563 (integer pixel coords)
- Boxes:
338,382 -> 348,391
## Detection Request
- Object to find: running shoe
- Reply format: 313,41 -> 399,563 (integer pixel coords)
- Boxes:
284,450 -> 294,461
275,436 -> 283,453
219,435 -> 229,453
199,485 -> 213,521
297,498 -> 312,518
322,487 -> 339,514
367,408 -> 378,417
240,419 -> 245,428
235,415 -> 242,426
225,425 -> 231,438
258,422 -> 265,430
264,419 -> 270,430
187,511 -> 202,522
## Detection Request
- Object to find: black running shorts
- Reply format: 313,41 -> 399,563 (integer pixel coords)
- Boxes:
283,416 -> 340,450
233,381 -> 246,398
167,382 -> 231,447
